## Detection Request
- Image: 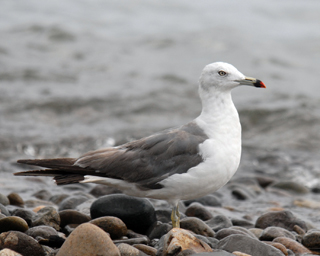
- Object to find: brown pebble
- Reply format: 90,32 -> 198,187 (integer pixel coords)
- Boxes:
0,231 -> 45,256
59,209 -> 91,228
180,217 -> 215,237
7,193 -> 24,206
133,244 -> 157,256
0,217 -> 29,233
117,243 -> 147,256
159,228 -> 212,256
273,237 -> 312,255
185,202 -> 213,221
56,223 -> 120,256
232,251 -> 252,256
293,224 -> 306,236
263,241 -> 288,256
90,216 -> 127,239
33,206 -> 46,213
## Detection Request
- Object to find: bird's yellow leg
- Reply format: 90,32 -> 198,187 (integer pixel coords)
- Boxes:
171,204 -> 180,228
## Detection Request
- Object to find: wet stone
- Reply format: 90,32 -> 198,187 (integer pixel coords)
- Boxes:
254,175 -> 276,188
0,217 -> 28,233
59,209 -> 91,228
75,198 -> 95,215
56,223 -> 120,256
25,225 -> 58,239
270,181 -> 309,195
180,217 -> 215,237
230,185 -> 255,200
147,221 -> 172,240
133,244 -> 157,256
89,185 -> 122,197
157,228 -> 212,256
302,230 -> 320,249
184,195 -> 222,207
90,216 -> 127,239
49,194 -> 69,205
217,234 -> 284,256
32,206 -> 60,231
215,228 -> 255,241
58,195 -> 90,211
11,208 -> 36,227
32,189 -> 52,201
191,251 -> 235,256
185,203 -> 213,221
231,218 -> 254,229
0,194 -> 9,206
263,241 -> 288,256
273,237 -> 312,255
0,231 -> 45,256
194,234 -> 219,249
259,226 -> 296,241
117,243 -> 147,256
24,199 -> 56,208
248,228 -> 263,239
7,193 -> 24,206
255,210 -> 307,231
205,215 -> 233,232
90,194 -> 156,235
0,204 -> 10,216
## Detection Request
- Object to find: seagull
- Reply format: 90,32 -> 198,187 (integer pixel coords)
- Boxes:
15,62 -> 265,228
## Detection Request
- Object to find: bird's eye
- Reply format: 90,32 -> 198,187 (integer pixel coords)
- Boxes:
218,70 -> 227,76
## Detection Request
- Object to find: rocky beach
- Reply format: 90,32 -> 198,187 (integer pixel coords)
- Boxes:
1,0 -> 320,255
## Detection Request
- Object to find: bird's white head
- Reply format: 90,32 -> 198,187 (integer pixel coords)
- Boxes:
199,62 -> 266,94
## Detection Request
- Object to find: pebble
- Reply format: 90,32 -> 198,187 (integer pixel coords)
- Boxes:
117,243 -> 147,256
32,206 -> 60,230
254,175 -> 276,188
259,226 -> 296,241
215,228 -> 255,240
184,195 -> 222,207
113,237 -> 149,245
0,248 -> 23,256
133,244 -> 158,256
0,231 -> 46,256
270,181 -> 309,194
58,195 -> 90,211
293,198 -> 320,209
185,202 -> 213,221
11,208 -> 36,227
90,194 -> 156,234
24,199 -> 56,208
248,228 -> 263,239
157,228 -> 212,256
0,217 -> 29,233
59,209 -> 91,228
7,193 -> 24,206
0,204 -> 10,216
191,251 -> 235,256
302,230 -> 320,249
56,223 -> 120,256
147,222 -> 172,240
255,210 -> 307,231
25,225 -> 59,239
231,218 -> 254,229
205,215 -> 233,232
273,237 -> 312,255
90,216 -> 127,239
180,217 -> 215,237
49,194 -> 69,205
262,241 -> 288,256
89,184 -> 122,197
0,194 -> 9,206
217,234 -> 284,256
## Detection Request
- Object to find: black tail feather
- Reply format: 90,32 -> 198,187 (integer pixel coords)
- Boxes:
54,175 -> 85,185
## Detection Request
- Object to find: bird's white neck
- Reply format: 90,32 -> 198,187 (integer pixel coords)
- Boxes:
195,89 -> 241,139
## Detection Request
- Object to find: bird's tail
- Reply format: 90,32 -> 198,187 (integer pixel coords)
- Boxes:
15,158 -> 87,185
